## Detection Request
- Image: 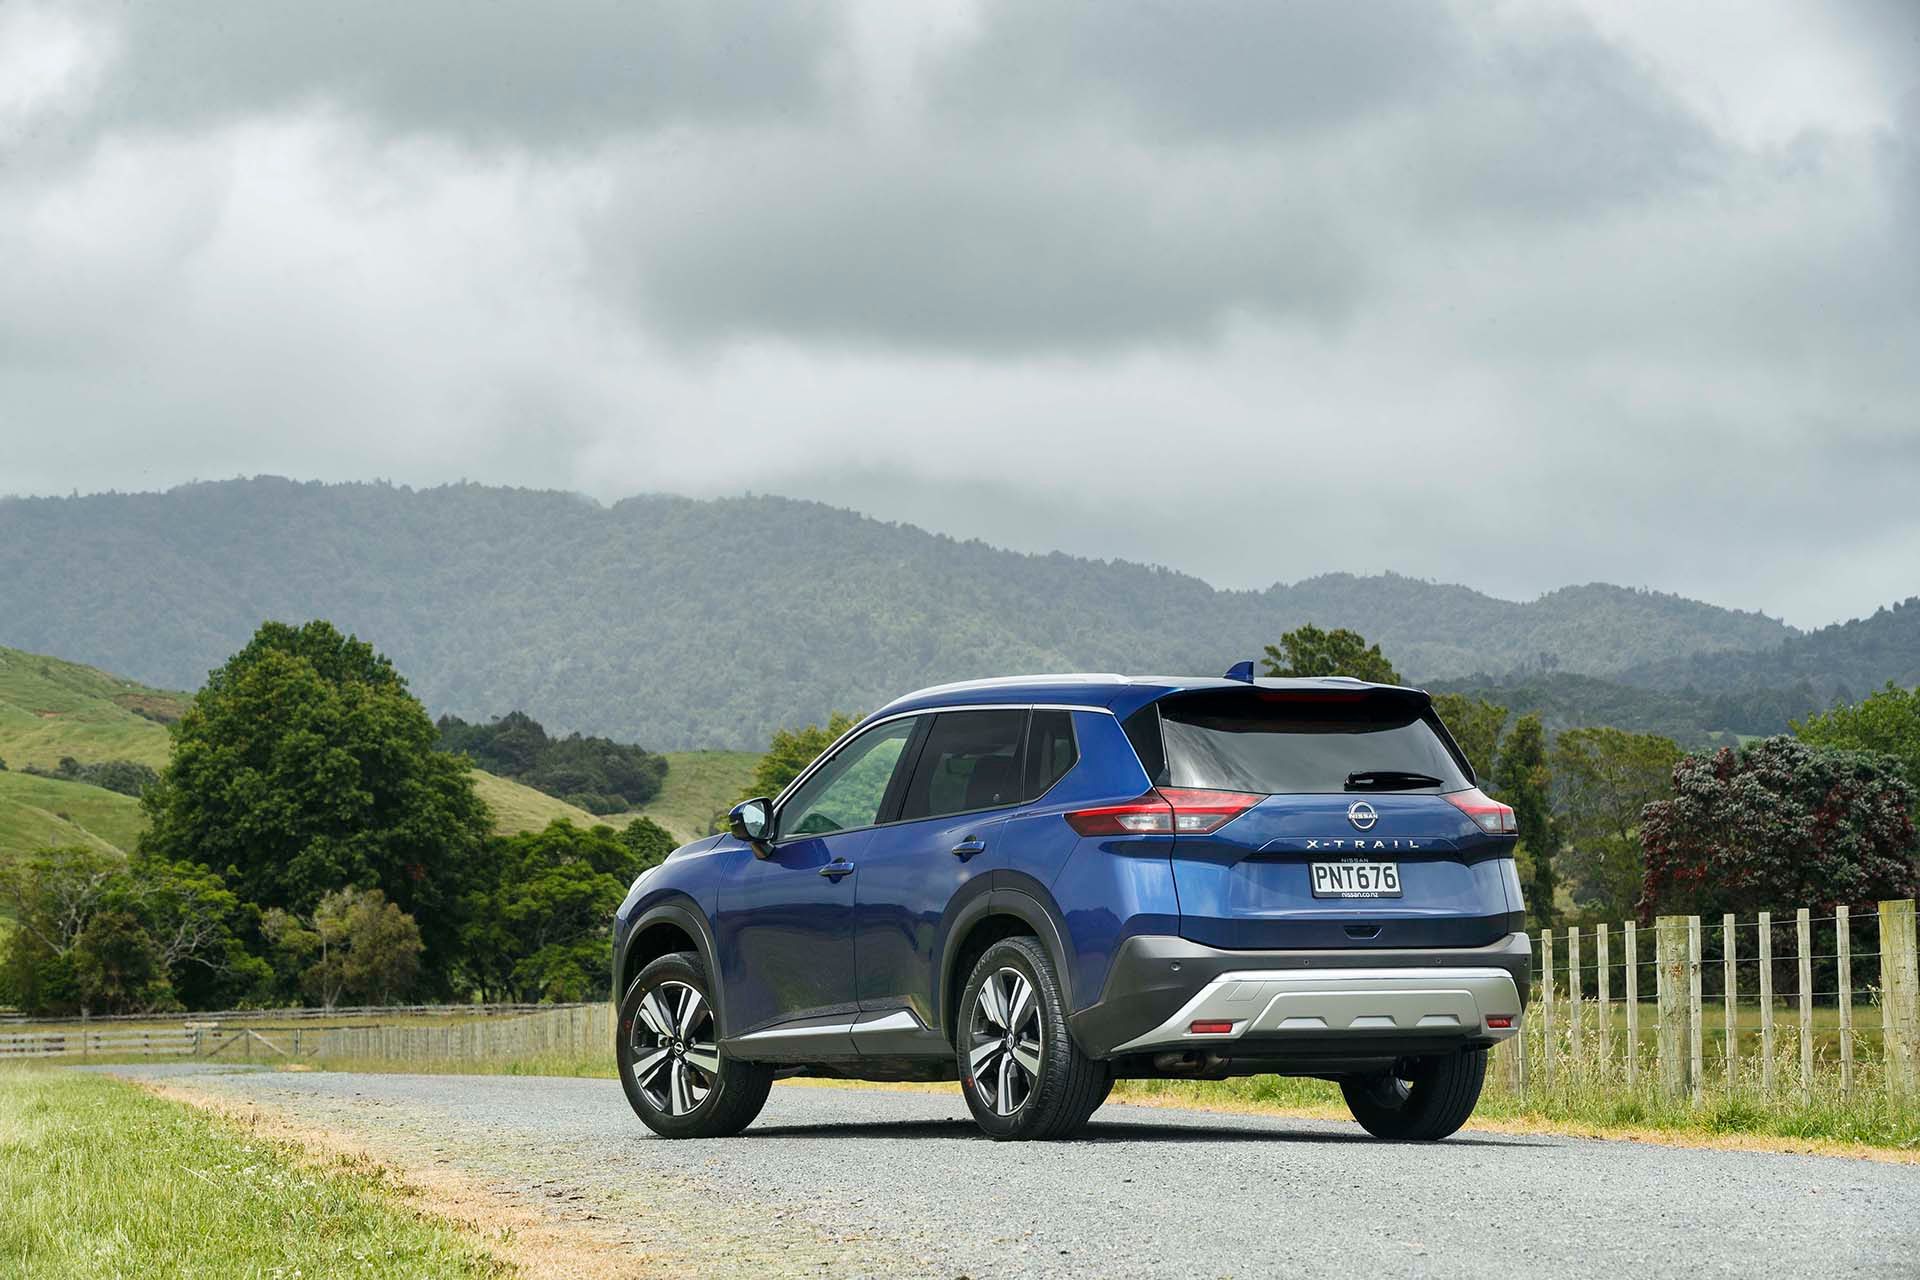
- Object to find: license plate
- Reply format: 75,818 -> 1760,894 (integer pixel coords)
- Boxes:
1311,861 -> 1402,899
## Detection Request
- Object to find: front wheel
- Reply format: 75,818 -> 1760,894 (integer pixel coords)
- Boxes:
1340,1048 -> 1486,1141
956,936 -> 1107,1140
617,951 -> 772,1138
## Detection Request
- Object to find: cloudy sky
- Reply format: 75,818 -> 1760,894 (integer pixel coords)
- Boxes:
2,1 -> 1916,628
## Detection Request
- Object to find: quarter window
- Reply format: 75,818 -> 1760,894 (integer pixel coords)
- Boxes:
898,709 -> 1026,821
778,717 -> 918,837
1023,710 -> 1078,800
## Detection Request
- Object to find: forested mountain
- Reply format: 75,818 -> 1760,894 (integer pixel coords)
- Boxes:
1618,598 -> 1920,705
1429,672 -> 1826,747
0,478 -> 1831,750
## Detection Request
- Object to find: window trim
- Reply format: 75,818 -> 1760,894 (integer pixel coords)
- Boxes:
770,702 -> 1107,842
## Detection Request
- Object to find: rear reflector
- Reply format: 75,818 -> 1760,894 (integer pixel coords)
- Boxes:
1065,788 -> 1260,836
1445,786 -> 1517,835
1486,1015 -> 1514,1030
1189,1021 -> 1235,1035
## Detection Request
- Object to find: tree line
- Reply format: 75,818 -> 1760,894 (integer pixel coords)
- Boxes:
435,710 -> 667,815
0,621 -> 676,1016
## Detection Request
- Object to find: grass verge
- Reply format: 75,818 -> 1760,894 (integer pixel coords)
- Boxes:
0,1066 -> 510,1278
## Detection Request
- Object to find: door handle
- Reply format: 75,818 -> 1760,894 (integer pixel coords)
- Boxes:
818,859 -> 855,880
950,838 -> 987,861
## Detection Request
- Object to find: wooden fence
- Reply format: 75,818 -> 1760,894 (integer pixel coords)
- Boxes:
1494,897 -> 1920,1107
0,1004 -> 614,1064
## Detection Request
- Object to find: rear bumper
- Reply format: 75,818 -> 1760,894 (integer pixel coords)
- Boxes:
1070,931 -> 1531,1059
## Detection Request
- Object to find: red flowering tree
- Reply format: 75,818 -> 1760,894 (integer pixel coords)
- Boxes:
1639,736 -> 1917,918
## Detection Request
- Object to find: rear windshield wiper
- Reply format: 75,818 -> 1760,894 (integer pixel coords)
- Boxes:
1344,770 -> 1445,791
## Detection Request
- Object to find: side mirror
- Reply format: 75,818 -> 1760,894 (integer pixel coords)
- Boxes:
729,798 -> 774,858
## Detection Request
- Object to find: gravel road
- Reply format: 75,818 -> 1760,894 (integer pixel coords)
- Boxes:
101,1064 -> 1919,1279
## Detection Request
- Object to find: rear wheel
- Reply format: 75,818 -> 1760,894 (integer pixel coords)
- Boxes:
617,951 -> 772,1138
957,936 -> 1106,1140
1340,1048 -> 1486,1141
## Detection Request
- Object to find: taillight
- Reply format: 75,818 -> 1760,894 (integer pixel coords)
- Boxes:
1160,788 -> 1261,833
1445,786 -> 1517,835
1064,788 -> 1259,836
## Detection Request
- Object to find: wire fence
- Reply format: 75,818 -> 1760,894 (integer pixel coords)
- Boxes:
1491,898 -> 1920,1108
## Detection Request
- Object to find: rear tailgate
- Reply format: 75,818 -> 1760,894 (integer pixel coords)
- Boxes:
1172,792 -> 1521,949
1130,684 -> 1525,950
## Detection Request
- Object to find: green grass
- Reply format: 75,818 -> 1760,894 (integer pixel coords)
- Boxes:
0,646 -> 182,773
0,771 -> 145,858
622,749 -> 760,843
0,1067 -> 507,1278
466,770 -> 603,836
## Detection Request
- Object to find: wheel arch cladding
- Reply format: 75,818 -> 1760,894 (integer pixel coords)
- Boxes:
942,889 -> 1076,1045
619,900 -> 728,1033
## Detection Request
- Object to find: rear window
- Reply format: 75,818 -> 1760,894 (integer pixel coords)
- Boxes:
1126,690 -> 1470,795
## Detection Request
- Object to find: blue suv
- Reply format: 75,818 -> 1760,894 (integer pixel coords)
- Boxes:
611,671 -> 1529,1141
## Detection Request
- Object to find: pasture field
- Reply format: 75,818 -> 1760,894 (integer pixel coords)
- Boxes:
622,749 -> 758,843
0,771 -> 144,857
0,646 -> 183,772
0,1067 -> 506,1278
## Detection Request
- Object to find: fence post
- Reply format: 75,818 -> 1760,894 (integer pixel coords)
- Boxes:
1837,904 -> 1853,1104
1656,915 -> 1687,1099
1687,915 -> 1704,1104
1596,923 -> 1611,1078
1882,898 -> 1918,1098
1625,920 -> 1638,1086
1540,929 -> 1556,1089
1797,907 -> 1813,1106
1759,911 -> 1774,1100
1723,912 -> 1737,1091
1567,926 -> 1583,1071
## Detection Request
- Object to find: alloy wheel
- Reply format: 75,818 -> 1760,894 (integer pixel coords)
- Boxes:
967,966 -> 1043,1116
629,979 -> 719,1116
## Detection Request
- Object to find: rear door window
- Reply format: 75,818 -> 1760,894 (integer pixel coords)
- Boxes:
1132,691 -> 1470,795
899,709 -> 1026,821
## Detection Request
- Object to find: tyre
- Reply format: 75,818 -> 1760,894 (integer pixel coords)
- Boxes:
617,951 -> 772,1139
956,936 -> 1106,1140
1339,1048 -> 1487,1141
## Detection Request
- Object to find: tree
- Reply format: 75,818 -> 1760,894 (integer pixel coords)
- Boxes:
140,620 -> 491,988
1260,625 -> 1402,684
264,887 -> 423,1008
72,910 -> 169,1013
1551,726 -> 1684,920
1640,736 -> 1917,918
616,816 -> 678,871
1797,684 -> 1920,805
1491,713 -> 1557,929
743,712 -> 856,801
0,846 -> 261,1014
459,821 -> 648,1002
1430,693 -> 1507,780
0,846 -> 122,1013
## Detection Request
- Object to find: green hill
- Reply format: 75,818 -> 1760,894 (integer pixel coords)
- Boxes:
0,643 -> 739,858
0,646 -> 184,772
625,750 -> 759,842
0,771 -> 146,858
0,478 -> 1804,750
